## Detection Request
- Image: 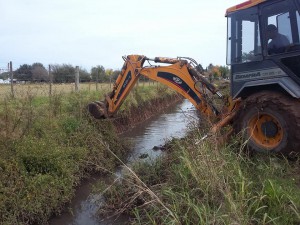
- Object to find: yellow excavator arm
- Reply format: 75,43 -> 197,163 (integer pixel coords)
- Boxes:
88,54 -> 240,133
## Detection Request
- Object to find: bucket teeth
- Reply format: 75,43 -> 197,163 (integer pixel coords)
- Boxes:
87,101 -> 108,119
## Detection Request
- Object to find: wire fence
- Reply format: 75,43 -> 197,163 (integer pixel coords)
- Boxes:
0,62 -> 158,100
1,82 -> 106,99
0,81 -> 159,101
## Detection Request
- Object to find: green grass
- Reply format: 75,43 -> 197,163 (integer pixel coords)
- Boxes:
0,82 -> 175,225
119,84 -> 177,115
0,94 -> 126,224
98,128 -> 300,225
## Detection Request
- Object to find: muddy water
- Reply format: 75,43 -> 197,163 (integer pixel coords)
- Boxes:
123,99 -> 198,162
49,99 -> 197,225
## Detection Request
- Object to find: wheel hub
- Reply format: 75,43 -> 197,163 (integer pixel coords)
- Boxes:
261,121 -> 278,138
248,113 -> 284,150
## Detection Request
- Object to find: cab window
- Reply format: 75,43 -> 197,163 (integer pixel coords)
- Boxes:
227,7 -> 262,65
262,0 -> 300,55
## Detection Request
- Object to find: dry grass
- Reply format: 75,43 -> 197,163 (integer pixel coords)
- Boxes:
97,127 -> 300,225
0,82 -> 158,100
0,83 -> 109,99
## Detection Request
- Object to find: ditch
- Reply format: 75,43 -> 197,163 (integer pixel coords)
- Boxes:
49,99 -> 198,225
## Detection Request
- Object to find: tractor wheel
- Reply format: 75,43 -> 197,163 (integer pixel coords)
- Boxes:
234,91 -> 300,155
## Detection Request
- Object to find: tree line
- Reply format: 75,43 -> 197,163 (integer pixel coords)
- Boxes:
0,63 -> 121,83
0,62 -> 230,83
206,64 -> 230,80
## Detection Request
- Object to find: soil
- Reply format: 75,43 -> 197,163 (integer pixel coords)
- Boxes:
112,95 -> 182,133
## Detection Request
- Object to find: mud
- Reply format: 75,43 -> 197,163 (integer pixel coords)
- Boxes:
112,94 -> 182,133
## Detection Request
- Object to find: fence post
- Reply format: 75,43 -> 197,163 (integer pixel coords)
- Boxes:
96,69 -> 99,91
10,61 -> 14,98
75,66 -> 80,92
49,65 -> 52,96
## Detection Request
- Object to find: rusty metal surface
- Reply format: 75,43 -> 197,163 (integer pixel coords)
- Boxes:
154,57 -> 181,64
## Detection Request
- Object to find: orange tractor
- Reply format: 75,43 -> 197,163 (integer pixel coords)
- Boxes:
89,0 -> 300,155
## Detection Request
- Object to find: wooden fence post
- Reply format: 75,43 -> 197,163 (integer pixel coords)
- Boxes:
96,69 -> 99,91
49,65 -> 52,96
10,61 -> 14,98
75,66 -> 80,92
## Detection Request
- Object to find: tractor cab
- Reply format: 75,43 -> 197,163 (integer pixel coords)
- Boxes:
226,0 -> 300,99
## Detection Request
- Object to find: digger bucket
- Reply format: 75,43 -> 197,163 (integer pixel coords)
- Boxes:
87,101 -> 108,119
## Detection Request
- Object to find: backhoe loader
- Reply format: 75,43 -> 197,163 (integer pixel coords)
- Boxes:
89,0 -> 300,155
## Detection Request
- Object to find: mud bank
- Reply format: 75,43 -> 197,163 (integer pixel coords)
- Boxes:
112,93 -> 182,133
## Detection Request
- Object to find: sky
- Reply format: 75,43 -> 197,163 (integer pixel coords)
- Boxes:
0,0 -> 242,71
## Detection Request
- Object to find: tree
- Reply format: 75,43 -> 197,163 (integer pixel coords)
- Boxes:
207,63 -> 214,72
207,63 -> 221,80
211,66 -> 221,80
0,72 -> 9,80
106,69 -> 114,86
32,63 -> 48,82
14,64 -> 32,81
219,66 -> 230,79
196,63 -> 204,73
51,64 -> 76,83
79,68 -> 91,82
111,70 -> 121,81
91,65 -> 107,82
105,69 -> 113,76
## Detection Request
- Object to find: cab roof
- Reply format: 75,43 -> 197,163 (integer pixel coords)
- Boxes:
226,0 -> 266,16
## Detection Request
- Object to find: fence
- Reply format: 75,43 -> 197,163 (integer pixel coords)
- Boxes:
0,62 -> 158,100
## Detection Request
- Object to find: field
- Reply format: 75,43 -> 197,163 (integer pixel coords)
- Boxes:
0,81 -> 159,100
0,83 -> 112,99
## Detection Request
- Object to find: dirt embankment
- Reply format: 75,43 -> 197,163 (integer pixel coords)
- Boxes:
112,94 -> 182,133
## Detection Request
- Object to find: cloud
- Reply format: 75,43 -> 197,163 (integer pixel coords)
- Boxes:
0,0 -> 240,69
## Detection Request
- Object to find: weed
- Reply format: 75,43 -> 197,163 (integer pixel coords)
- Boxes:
98,128 -> 300,225
0,82 -> 176,225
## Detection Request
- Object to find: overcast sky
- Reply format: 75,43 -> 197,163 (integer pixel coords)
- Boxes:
0,0 -> 241,71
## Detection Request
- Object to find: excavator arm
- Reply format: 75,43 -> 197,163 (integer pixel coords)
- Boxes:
88,54 -> 240,133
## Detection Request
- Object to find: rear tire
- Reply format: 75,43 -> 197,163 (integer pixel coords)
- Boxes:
234,91 -> 300,155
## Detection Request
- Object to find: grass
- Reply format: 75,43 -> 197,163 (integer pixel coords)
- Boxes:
0,82 -> 158,100
0,95 -> 127,225
0,82 -> 175,225
120,84 -> 177,115
4,79 -> 299,224
0,83 -> 111,99
97,125 -> 300,225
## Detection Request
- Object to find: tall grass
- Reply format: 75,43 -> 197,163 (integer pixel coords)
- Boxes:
0,91 -> 126,225
98,127 -> 300,225
0,82 -> 174,225
0,83 -> 111,100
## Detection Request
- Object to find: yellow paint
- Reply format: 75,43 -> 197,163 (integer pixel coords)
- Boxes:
226,0 -> 266,16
